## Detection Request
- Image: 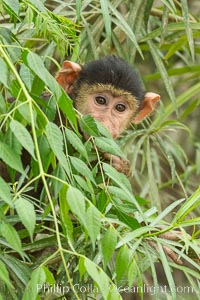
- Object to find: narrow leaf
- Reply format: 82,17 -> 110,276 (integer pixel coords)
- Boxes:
84,258 -> 110,299
79,115 -> 100,137
22,267 -> 46,300
101,226 -> 117,267
95,137 -> 125,158
10,120 -> 36,160
3,0 -> 19,14
0,57 -> 9,88
46,122 -> 70,176
100,0 -> 111,46
85,204 -> 101,249
109,3 -> 143,58
147,39 -> 177,112
19,64 -> 34,91
0,222 -> 23,256
117,227 -> 153,248
66,186 -> 86,226
181,0 -> 195,61
0,141 -> 24,174
0,177 -> 13,206
103,163 -> 132,193
15,197 -> 36,241
157,242 -> 176,300
25,51 -> 77,126
117,211 -> 140,230
0,254 -> 30,286
46,122 -> 64,154
0,260 -> 14,289
150,198 -> 185,227
65,128 -> 88,160
25,51 -> 61,98
128,259 -> 138,288
70,156 -> 95,184
116,245 -> 130,282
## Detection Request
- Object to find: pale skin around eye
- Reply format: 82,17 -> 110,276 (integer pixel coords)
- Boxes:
81,92 -> 134,138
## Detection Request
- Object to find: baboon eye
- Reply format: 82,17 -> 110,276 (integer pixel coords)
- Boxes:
95,96 -> 106,105
115,103 -> 126,112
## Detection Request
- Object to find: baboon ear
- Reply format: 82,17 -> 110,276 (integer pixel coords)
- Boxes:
133,92 -> 160,123
55,61 -> 82,94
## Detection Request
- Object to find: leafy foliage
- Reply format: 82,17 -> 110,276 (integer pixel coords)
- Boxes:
0,1 -> 200,300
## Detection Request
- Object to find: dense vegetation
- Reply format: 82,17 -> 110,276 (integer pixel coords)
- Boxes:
0,1 -> 199,299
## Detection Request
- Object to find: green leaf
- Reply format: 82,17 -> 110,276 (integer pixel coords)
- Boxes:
150,198 -> 185,227
2,0 -> 19,14
37,135 -> 52,172
59,186 -> 73,242
145,138 -> 160,209
74,175 -> 94,194
94,137 -> 125,158
161,0 -> 176,14
26,0 -> 46,12
85,204 -> 101,249
80,115 -> 100,137
78,257 -> 86,280
84,258 -> 110,299
117,227 -> 153,248
66,186 -> 86,226
58,92 -> 77,127
100,0 -> 111,46
128,259 -> 138,288
147,40 -> 177,112
0,93 -> 6,114
19,64 -> 34,91
109,3 -> 143,58
14,197 -> 36,241
0,141 -> 24,174
46,122 -> 63,154
43,266 -> 55,285
22,267 -> 46,300
25,51 -> 61,97
101,226 -> 117,267
17,103 -> 35,124
107,186 -> 135,203
164,35 -> 188,60
70,156 -> 95,184
81,17 -> 98,59
116,245 -> 130,282
52,164 -> 66,197
10,120 -> 36,160
0,254 -> 30,286
65,128 -> 88,160
95,119 -> 112,138
103,163 -> 144,215
173,187 -> 200,222
107,288 -> 122,300
157,242 -> 176,300
153,82 -> 200,127
103,163 -> 132,193
0,222 -> 23,257
117,211 -> 140,230
0,57 -> 9,88
0,177 -> 13,206
46,122 -> 70,176
25,51 -> 77,126
5,128 -> 22,155
181,0 -> 195,61
0,259 -> 14,289
26,51 -> 77,126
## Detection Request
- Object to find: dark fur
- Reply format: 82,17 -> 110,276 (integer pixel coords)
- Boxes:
75,56 -> 145,102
